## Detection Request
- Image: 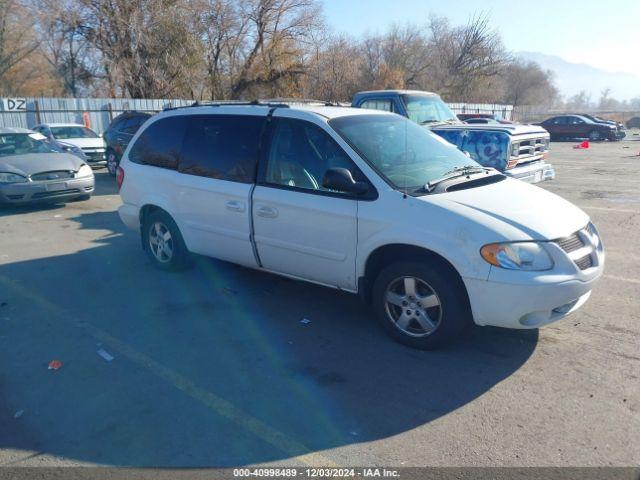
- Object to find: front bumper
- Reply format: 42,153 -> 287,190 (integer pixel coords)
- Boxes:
465,275 -> 600,329
0,176 -> 94,204
464,238 -> 604,329
82,148 -> 106,165
505,161 -> 555,183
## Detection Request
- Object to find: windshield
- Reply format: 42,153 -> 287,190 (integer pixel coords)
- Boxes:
329,114 -> 480,192
401,94 -> 459,124
0,133 -> 62,157
50,126 -> 98,139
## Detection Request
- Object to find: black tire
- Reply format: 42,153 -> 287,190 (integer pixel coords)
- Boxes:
106,150 -> 119,176
371,261 -> 471,349
142,210 -> 191,271
588,130 -> 602,141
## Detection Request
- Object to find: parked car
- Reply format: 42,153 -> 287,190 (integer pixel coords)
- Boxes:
33,123 -> 106,166
103,111 -> 152,176
626,117 -> 640,129
117,102 -> 604,349
578,114 -> 625,139
537,115 -> 618,141
457,113 -> 512,124
0,127 -> 94,205
352,90 -> 554,184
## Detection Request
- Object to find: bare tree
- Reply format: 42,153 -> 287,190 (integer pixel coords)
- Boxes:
34,0 -> 97,96
229,0 -> 322,99
500,60 -> 558,107
0,0 -> 41,93
427,14 -> 507,100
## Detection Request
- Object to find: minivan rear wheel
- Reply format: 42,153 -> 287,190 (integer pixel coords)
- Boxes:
142,210 -> 190,271
371,261 -> 470,349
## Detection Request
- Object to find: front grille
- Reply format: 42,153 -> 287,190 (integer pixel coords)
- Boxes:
556,233 -> 584,253
510,137 -> 549,166
30,170 -> 75,181
32,189 -> 80,199
575,254 -> 594,270
84,152 -> 105,161
554,227 -> 597,271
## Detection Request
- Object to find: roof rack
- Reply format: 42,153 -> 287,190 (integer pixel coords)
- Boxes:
163,99 -> 291,111
163,98 -> 344,111
260,97 -> 343,107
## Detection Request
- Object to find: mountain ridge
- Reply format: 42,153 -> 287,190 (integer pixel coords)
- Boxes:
516,51 -> 640,101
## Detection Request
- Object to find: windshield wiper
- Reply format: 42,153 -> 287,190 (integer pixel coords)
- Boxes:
419,119 -> 441,125
424,165 -> 489,192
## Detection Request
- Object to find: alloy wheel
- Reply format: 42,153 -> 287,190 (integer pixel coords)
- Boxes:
107,152 -> 117,176
148,221 -> 173,263
384,276 -> 442,337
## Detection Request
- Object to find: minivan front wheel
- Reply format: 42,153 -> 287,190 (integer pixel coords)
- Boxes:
371,261 -> 469,349
142,210 -> 190,271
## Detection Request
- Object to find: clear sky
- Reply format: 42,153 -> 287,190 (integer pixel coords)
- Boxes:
322,0 -> 640,76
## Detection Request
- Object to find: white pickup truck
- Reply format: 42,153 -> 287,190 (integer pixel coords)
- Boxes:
352,90 -> 555,183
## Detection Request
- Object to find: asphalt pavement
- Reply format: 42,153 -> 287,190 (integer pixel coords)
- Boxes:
0,135 -> 638,467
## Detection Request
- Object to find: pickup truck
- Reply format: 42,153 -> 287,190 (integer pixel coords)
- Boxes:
352,90 -> 555,184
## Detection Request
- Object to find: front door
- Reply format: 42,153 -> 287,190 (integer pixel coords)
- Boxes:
252,116 -> 362,289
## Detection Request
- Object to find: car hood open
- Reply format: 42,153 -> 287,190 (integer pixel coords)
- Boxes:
0,152 -> 84,176
422,177 -> 589,241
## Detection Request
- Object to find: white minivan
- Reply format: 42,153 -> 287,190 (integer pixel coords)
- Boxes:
117,102 -> 604,349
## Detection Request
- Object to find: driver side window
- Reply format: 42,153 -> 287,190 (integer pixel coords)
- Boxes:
263,118 -> 360,193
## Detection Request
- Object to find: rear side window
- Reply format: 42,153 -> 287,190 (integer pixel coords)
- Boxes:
128,116 -> 187,169
360,99 -> 394,112
179,115 -> 264,183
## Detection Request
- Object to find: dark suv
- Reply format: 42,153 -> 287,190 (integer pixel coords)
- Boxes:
538,115 -> 618,141
103,111 -> 152,175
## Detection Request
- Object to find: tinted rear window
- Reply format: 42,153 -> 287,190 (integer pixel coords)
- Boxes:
128,116 -> 187,169
179,115 -> 264,183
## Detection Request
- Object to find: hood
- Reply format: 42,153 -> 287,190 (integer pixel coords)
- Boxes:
431,123 -> 549,137
58,137 -> 105,149
0,152 -> 84,176
421,178 -> 589,241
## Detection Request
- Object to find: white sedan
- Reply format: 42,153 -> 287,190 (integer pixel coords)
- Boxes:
33,123 -> 106,167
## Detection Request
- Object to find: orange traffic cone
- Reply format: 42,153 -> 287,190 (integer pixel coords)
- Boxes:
573,140 -> 589,149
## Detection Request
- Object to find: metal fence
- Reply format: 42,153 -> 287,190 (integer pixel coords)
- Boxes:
0,96 -> 514,134
0,97 -> 194,134
447,102 -> 513,120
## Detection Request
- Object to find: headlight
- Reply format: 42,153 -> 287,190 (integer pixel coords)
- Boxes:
510,143 -> 519,157
586,222 -> 602,250
76,164 -> 94,178
0,172 -> 28,184
480,241 -> 554,271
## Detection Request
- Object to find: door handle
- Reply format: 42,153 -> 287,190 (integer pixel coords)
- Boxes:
256,205 -> 278,218
225,200 -> 246,212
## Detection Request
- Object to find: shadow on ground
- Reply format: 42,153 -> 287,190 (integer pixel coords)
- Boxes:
0,210 -> 538,466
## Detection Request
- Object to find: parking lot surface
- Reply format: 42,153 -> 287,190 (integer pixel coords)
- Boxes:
1,135 -> 639,467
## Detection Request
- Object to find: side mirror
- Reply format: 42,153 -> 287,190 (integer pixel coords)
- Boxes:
322,168 -> 369,195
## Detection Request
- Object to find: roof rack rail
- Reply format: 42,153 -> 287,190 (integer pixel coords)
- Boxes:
260,97 -> 343,107
163,99 -> 292,111
162,98 -> 344,111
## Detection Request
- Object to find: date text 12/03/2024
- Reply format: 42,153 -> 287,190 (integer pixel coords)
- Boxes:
233,468 -> 400,477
